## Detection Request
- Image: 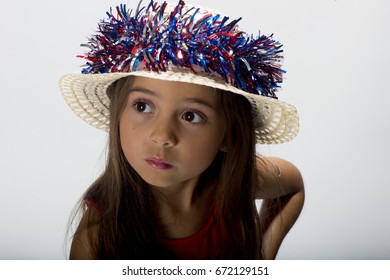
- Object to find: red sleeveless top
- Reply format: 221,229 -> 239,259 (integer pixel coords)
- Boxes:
85,199 -> 228,259
159,208 -> 228,259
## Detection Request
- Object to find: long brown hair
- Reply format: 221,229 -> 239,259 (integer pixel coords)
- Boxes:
71,76 -> 266,259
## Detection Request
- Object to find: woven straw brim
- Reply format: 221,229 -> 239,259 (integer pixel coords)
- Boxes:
59,70 -> 299,144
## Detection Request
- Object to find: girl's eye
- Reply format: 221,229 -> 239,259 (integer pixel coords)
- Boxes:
134,101 -> 153,113
182,111 -> 205,124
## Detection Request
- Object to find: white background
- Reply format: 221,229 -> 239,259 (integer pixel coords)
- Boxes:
1,0 -> 389,259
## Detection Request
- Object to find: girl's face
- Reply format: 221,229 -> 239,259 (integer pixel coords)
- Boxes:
119,76 -> 225,189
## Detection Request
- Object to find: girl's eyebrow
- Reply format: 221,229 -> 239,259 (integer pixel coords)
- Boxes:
128,86 -> 157,96
182,97 -> 218,111
128,86 -> 217,111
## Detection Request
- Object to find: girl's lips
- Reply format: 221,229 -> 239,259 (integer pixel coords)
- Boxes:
145,157 -> 173,170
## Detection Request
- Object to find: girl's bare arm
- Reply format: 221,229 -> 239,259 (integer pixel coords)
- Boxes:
256,157 -> 305,259
69,208 -> 99,260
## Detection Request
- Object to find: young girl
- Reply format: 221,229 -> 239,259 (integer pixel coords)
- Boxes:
60,0 -> 304,259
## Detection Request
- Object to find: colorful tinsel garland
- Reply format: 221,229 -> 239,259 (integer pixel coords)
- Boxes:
79,0 -> 285,98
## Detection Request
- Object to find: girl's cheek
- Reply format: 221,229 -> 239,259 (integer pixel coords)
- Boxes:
123,107 -> 148,125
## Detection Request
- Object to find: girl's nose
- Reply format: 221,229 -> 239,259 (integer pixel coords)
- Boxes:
149,117 -> 178,148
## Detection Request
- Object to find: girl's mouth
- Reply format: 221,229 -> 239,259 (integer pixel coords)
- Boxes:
145,157 -> 173,170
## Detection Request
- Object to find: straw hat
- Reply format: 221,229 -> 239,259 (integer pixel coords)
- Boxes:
59,0 -> 299,144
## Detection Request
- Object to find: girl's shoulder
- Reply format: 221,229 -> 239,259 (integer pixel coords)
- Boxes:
69,201 -> 101,259
255,156 -> 304,199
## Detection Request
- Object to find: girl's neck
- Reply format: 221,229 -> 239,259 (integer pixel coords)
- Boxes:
151,178 -> 216,239
151,176 -> 202,211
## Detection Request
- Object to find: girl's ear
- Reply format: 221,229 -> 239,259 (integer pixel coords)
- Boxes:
220,146 -> 228,152
220,137 -> 228,152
